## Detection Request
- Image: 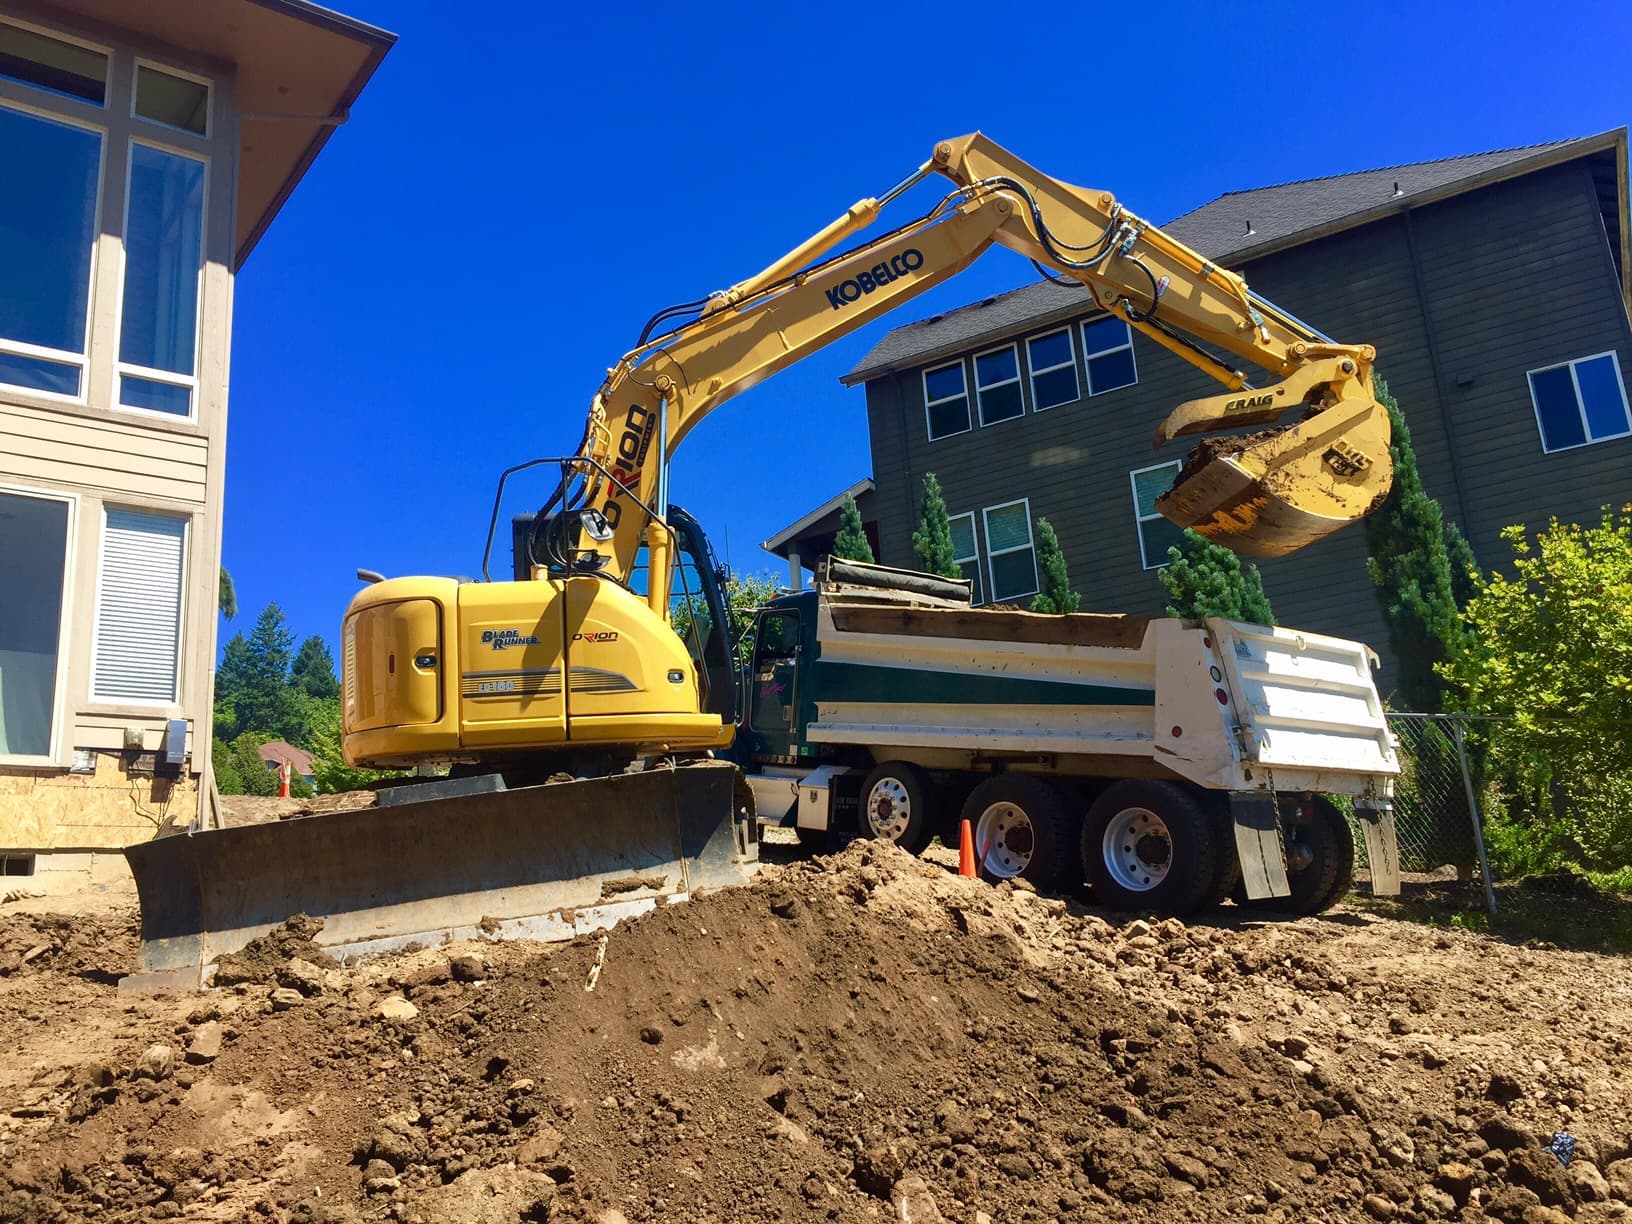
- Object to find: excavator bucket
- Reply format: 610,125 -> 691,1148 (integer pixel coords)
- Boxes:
1156,390 -> 1394,558
120,762 -> 757,991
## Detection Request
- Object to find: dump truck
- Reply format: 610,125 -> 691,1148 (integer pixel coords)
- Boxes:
125,133 -> 1398,984
739,559 -> 1399,916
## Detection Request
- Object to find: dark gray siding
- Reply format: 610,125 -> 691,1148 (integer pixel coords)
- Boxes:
861,157 -> 1632,701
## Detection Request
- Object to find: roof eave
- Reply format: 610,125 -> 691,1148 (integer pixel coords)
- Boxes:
235,1 -> 396,267
762,478 -> 875,554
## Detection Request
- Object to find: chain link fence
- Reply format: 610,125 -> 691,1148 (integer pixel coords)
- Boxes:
1356,714 -> 1497,912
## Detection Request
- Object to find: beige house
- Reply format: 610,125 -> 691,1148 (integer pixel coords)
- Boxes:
0,1 -> 391,882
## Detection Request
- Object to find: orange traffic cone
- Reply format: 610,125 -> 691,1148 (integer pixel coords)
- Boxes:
958,818 -> 977,878
278,759 -> 292,799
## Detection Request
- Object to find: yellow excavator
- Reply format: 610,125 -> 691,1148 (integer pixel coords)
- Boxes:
122,135 -> 1394,987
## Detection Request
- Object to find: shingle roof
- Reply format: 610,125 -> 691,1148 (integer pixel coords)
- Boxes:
842,132 -> 1618,384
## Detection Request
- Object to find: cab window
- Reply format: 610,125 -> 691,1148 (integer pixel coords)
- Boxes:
750,610 -> 800,732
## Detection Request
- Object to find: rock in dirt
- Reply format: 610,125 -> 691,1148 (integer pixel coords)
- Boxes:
269,987 -> 304,1010
135,1044 -> 174,1080
377,994 -> 419,1021
185,1021 -> 222,1064
853,1140 -> 914,1199
450,952 -> 487,982
213,914 -> 337,986
891,1175 -> 945,1222
276,957 -> 327,996
408,1165 -> 556,1223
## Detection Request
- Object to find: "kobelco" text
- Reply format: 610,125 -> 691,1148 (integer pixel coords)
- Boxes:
825,248 -> 924,310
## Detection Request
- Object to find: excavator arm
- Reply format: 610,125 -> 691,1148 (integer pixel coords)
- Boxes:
564,132 -> 1392,625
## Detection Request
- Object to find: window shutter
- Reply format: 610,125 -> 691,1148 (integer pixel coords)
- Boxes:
93,509 -> 186,702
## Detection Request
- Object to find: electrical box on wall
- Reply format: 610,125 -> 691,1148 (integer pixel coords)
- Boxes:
160,720 -> 187,775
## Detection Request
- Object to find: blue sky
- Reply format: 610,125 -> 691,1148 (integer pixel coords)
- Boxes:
224,0 -> 1631,653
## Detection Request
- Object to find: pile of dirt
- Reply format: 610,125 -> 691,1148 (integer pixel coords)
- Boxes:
214,914 -> 339,988
2,840 -> 1632,1222
220,790 -> 378,828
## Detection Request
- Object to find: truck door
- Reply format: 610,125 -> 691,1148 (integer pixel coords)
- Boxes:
747,607 -> 802,760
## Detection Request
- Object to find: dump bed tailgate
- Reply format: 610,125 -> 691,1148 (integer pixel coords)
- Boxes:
1210,619 -> 1397,776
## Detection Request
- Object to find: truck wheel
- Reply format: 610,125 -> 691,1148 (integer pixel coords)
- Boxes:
961,776 -> 1077,891
1082,780 -> 1217,915
859,762 -> 935,854
1201,799 -> 1243,910
1263,796 -> 1354,915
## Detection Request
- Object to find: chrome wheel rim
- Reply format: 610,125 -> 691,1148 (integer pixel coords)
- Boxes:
866,777 -> 912,841
975,801 -> 1035,879
1102,806 -> 1172,892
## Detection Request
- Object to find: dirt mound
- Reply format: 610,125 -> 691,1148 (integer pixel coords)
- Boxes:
0,908 -> 135,982
3,840 -> 1632,1222
214,914 -> 338,987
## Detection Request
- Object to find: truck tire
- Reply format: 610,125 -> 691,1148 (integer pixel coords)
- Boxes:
1262,796 -> 1354,916
1201,798 -> 1242,910
1082,780 -> 1218,915
859,762 -> 936,854
961,776 -> 1078,891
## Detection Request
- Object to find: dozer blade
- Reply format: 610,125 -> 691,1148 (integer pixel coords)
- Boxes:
120,761 -> 757,991
1156,391 -> 1394,558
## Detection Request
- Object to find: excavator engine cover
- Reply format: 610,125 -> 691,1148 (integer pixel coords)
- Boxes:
1158,391 -> 1394,558
121,762 -> 756,991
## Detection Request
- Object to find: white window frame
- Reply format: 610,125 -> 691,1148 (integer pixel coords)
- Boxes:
974,341 -> 1025,428
922,359 -> 971,442
110,136 -> 209,423
1526,350 -> 1632,454
1130,461 -> 1182,570
88,506 -> 189,708
0,16 -> 110,108
982,497 -> 1039,603
947,510 -> 983,606
1082,316 -> 1139,396
0,96 -> 106,406
1027,328 -> 1079,412
130,57 -> 212,139
0,483 -> 78,767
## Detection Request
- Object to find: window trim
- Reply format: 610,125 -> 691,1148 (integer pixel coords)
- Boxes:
973,341 -> 1025,428
922,359 -> 972,442
1130,461 -> 1182,570
982,497 -> 1039,603
947,510 -> 983,606
1526,350 -> 1632,454
0,15 -> 111,108
0,97 -> 106,406
130,57 -> 213,140
1026,327 -> 1080,413
0,482 -> 78,767
88,505 -> 189,709
110,135 -> 209,423
1081,315 -> 1139,396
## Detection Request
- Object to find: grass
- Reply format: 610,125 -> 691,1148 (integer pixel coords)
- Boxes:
1348,869 -> 1632,955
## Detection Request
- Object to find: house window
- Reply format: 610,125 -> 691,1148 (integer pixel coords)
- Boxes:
92,508 -> 187,704
1130,462 -> 1186,569
948,512 -> 984,605
975,344 -> 1024,426
133,63 -> 209,136
0,488 -> 73,762
1027,329 -> 1079,411
923,361 -> 971,441
1527,352 -> 1631,453
0,103 -> 101,398
983,499 -> 1038,603
117,142 -> 206,417
0,20 -> 107,105
1082,316 -> 1137,395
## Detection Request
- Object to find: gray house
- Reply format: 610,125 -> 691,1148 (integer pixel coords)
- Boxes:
769,131 -> 1631,693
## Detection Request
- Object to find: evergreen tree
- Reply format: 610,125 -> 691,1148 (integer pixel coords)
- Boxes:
1160,530 -> 1276,624
1443,518 -> 1480,612
1029,518 -> 1081,614
910,473 -> 961,578
219,567 -> 237,620
213,603 -> 306,743
1362,377 -> 1469,711
832,493 -> 875,563
290,635 -> 341,701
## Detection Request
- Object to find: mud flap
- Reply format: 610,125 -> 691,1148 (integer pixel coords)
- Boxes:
1230,791 -> 1291,900
1355,800 -> 1401,896
121,761 -> 756,991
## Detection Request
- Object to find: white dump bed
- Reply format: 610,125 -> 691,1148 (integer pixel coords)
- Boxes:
803,588 -> 1397,798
